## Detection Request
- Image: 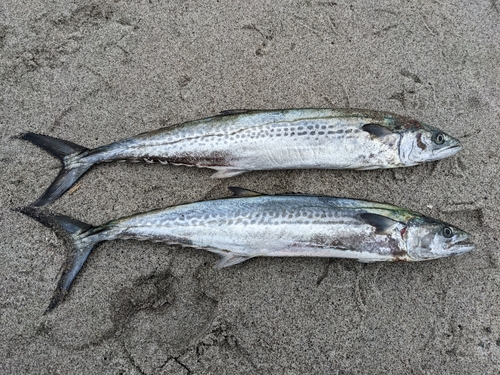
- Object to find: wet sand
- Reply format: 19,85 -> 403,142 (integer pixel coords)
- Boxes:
1,1 -> 499,373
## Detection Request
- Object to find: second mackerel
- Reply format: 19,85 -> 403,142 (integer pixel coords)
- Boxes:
16,188 -> 474,312
21,108 -> 462,206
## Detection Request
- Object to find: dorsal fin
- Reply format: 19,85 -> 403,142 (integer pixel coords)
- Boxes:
228,187 -> 263,197
358,213 -> 400,234
361,123 -> 394,138
217,109 -> 255,117
290,191 -> 306,195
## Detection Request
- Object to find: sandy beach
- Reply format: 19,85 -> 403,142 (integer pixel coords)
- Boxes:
1,1 -> 499,373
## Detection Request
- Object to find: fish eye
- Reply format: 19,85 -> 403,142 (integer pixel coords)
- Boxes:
433,133 -> 445,145
443,227 -> 453,238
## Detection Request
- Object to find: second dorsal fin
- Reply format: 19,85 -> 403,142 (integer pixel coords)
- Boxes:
217,109 -> 255,116
228,187 -> 263,197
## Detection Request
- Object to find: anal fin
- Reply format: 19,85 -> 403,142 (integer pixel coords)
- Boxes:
210,168 -> 247,178
357,258 -> 386,263
215,254 -> 250,269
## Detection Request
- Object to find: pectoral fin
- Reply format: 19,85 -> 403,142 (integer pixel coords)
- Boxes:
361,124 -> 394,138
358,213 -> 400,234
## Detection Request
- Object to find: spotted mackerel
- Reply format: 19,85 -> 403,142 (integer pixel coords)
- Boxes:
20,108 -> 462,206
15,188 -> 474,312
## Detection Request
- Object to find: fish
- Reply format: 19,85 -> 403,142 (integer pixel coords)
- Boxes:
19,108 -> 462,206
14,187 -> 474,312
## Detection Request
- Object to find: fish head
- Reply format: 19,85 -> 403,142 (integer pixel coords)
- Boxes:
404,217 -> 474,260
398,126 -> 462,166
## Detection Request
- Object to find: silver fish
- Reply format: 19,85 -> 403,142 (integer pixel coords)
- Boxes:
20,108 -> 462,206
15,188 -> 474,312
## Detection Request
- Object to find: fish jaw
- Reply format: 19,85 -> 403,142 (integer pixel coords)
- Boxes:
447,242 -> 475,257
447,230 -> 475,256
430,141 -> 462,162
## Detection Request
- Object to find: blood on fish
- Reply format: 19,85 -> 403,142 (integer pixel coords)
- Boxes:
400,227 -> 407,237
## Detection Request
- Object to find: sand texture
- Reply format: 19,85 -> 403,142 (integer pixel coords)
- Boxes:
1,1 -> 499,374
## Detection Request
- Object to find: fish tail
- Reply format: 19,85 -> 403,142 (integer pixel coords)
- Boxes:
13,206 -> 103,313
19,132 -> 92,206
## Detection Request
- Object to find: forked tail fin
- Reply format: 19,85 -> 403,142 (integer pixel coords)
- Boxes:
19,133 -> 91,206
14,206 -> 102,313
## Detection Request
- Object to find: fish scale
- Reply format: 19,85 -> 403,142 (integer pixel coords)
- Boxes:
107,197 -> 399,257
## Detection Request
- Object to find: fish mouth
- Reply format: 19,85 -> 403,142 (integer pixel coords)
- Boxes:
431,143 -> 462,160
449,240 -> 475,256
